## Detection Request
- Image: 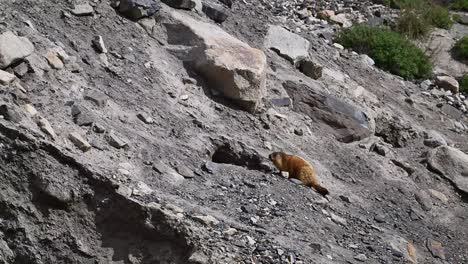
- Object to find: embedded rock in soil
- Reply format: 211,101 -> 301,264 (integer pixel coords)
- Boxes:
264,25 -> 310,64
283,80 -> 371,143
428,146 -> 468,195
117,0 -> 161,20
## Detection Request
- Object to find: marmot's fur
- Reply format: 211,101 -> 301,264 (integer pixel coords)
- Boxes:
269,152 -> 329,196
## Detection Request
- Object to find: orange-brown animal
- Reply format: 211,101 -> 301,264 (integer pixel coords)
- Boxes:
269,152 -> 329,196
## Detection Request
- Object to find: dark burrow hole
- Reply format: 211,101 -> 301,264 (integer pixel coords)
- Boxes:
211,143 -> 269,172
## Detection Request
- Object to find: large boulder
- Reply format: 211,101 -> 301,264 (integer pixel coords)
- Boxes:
435,75 -> 459,94
264,25 -> 310,64
163,11 -> 267,112
116,0 -> 161,20
0,31 -> 34,69
428,146 -> 468,195
283,80 -> 371,143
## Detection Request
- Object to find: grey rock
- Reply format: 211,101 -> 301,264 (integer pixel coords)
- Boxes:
289,178 -> 304,185
420,79 -> 432,90
36,116 -> 57,140
270,97 -> 292,107
92,36 -> 108,54
37,180 -> 73,204
415,191 -> 432,211
428,146 -> 468,195
70,4 -> 94,16
46,52 -> 64,69
386,236 -> 418,263
193,215 -> 219,226
165,11 -> 266,112
162,0 -> 197,9
426,239 -> 446,260
374,214 -> 386,223
188,251 -> 210,263
294,128 -> 304,136
182,77 -> 197,85
339,195 -> 351,203
84,91 -> 108,107
332,43 -> 344,50
176,164 -> 195,178
424,130 -> 447,148
0,70 -> 15,85
435,75 -> 459,94
202,2 -> 228,23
391,159 -> 415,175
371,143 -> 391,157
0,31 -> 34,69
354,254 -> 367,262
0,104 -> 22,123
218,0 -> 232,8
203,161 -> 220,174
132,181 -> 153,196
137,112 -> 154,124
360,54 -> 375,67
92,123 -> 106,133
13,62 -> 29,78
295,58 -> 323,80
330,14 -> 352,27
264,25 -> 310,64
106,131 -> 128,149
284,80 -> 370,143
118,0 -> 161,20
71,105 -> 95,126
68,132 -> 92,152
330,213 -> 347,226
25,53 -> 50,76
0,239 -> 14,263
428,189 -> 448,203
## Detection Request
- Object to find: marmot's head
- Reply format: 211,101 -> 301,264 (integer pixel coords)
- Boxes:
269,152 -> 287,169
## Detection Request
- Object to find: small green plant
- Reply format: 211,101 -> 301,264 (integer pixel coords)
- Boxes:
460,75 -> 468,93
453,36 -> 468,61
451,0 -> 468,11
336,25 -> 432,80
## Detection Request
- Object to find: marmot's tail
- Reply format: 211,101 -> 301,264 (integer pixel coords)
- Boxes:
309,182 -> 329,196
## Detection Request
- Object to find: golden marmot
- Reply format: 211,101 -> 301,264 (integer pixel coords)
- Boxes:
269,152 -> 329,196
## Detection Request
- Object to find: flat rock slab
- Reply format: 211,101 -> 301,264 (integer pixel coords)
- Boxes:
164,11 -> 267,112
283,80 -> 370,143
264,25 -> 310,64
0,31 -> 34,69
428,146 -> 468,195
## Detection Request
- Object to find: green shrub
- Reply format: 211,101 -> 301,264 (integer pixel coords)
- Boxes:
397,9 -> 431,38
426,6 -> 453,29
451,0 -> 468,11
453,36 -> 468,60
460,75 -> 468,93
387,0 -> 426,9
336,25 -> 432,80
395,0 -> 453,38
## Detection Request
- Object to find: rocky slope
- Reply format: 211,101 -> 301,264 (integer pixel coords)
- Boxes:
0,0 -> 467,263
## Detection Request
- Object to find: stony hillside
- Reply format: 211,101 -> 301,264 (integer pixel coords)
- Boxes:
0,0 -> 467,263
